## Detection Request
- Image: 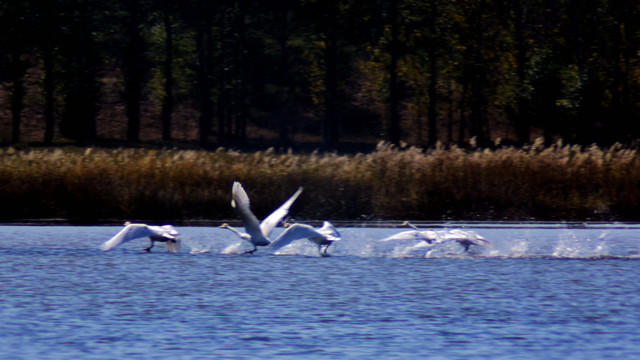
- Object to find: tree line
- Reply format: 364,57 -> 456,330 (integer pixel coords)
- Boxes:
1,0 -> 640,150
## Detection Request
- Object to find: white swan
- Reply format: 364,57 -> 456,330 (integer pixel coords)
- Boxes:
438,228 -> 491,251
379,223 -> 440,244
381,221 -> 490,251
269,221 -> 341,256
220,181 -> 303,253
100,222 -> 181,253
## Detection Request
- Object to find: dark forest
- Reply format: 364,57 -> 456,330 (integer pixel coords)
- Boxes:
2,0 -> 640,150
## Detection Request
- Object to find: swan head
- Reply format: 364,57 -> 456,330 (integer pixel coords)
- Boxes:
219,223 -> 230,229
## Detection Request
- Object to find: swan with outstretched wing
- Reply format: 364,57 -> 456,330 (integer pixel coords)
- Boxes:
436,228 -> 491,251
100,222 -> 181,253
220,181 -> 303,253
269,221 -> 341,256
379,225 -> 440,243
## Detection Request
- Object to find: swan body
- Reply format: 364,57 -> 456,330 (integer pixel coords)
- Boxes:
269,221 -> 341,256
381,221 -> 490,251
220,181 -> 303,253
437,228 -> 491,251
100,222 -> 181,253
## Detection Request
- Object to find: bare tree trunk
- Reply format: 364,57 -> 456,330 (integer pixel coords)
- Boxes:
124,0 -> 146,143
427,1 -> 438,145
513,0 -> 530,144
387,0 -> 401,145
196,19 -> 213,147
447,80 -> 454,143
162,9 -> 173,142
235,0 -> 247,145
276,7 -> 291,148
324,23 -> 339,149
459,82 -> 467,143
43,44 -> 55,144
10,52 -> 25,143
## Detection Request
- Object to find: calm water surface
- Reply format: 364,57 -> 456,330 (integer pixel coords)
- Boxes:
1,224 -> 639,359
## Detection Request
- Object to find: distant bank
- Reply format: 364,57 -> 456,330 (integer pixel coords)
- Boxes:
1,141 -> 639,222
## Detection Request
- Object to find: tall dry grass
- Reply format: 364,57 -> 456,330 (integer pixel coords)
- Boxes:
1,140 -> 639,222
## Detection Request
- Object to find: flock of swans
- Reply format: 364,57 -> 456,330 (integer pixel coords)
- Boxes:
100,181 -> 491,256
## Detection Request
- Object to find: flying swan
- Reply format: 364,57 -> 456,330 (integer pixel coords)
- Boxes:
100,222 -> 181,253
379,222 -> 440,243
268,221 -> 341,256
381,221 -> 490,251
220,181 -> 303,253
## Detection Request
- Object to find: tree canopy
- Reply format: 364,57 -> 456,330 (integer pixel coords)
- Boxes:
1,0 -> 640,149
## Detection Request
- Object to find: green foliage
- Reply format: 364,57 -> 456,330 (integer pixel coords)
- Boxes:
145,12 -> 197,109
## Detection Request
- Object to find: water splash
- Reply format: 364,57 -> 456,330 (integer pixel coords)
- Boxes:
336,226 -> 639,260
220,242 -> 249,254
551,230 -> 611,258
177,225 -> 640,259
182,234 -> 224,255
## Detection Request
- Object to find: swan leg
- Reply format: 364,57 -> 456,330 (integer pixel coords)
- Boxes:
242,244 -> 258,254
320,244 -> 331,257
144,239 -> 155,252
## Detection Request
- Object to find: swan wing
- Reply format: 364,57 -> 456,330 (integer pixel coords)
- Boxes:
435,229 -> 491,247
465,232 -> 491,247
269,223 -> 321,251
318,221 -> 341,239
259,186 -> 303,237
432,229 -> 466,244
159,225 -> 179,238
231,182 -> 263,240
379,230 -> 431,242
100,223 -> 157,251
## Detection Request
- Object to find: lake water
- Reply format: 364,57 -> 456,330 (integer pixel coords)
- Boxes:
1,223 -> 639,359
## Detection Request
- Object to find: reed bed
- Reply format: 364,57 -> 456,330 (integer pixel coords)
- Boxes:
1,140 -> 639,222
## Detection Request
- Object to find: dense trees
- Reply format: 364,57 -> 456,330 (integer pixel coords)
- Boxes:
1,0 -> 640,149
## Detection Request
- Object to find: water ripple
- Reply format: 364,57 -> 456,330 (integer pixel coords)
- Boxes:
1,225 -> 640,359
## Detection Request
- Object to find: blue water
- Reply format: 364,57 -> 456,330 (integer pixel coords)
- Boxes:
1,224 -> 640,359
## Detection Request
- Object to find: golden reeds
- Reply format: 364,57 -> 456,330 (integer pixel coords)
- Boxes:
1,140 -> 639,222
